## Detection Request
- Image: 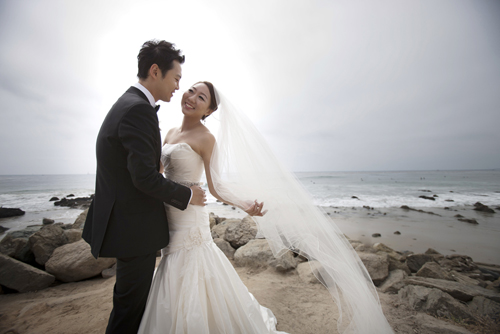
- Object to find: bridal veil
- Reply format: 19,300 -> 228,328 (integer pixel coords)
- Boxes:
208,88 -> 394,334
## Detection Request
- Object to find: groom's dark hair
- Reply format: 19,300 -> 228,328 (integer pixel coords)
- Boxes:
137,40 -> 185,79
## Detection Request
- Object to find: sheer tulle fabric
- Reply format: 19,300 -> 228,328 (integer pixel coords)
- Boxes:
209,91 -> 393,333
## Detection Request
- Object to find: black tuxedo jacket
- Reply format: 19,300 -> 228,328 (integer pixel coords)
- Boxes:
83,87 -> 191,258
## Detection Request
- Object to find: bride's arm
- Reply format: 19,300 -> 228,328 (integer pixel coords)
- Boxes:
199,134 -> 265,216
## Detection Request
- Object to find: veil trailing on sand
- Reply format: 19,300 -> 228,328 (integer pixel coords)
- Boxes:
208,88 -> 394,334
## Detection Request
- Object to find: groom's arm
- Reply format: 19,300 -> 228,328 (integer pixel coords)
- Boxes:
118,103 -> 191,210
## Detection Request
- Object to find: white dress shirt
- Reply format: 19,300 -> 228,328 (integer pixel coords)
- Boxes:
132,82 -> 194,204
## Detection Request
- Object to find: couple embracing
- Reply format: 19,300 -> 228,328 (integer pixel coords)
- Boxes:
83,40 -> 394,334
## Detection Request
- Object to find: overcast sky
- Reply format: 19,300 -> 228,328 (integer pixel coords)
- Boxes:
0,0 -> 499,174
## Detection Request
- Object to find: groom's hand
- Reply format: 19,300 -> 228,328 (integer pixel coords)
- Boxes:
189,186 -> 206,206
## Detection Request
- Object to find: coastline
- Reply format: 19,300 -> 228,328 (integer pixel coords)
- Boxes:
207,202 -> 500,265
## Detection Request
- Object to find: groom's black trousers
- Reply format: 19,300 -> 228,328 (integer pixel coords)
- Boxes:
106,252 -> 157,334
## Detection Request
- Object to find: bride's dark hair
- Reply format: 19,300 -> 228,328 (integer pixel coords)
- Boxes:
197,81 -> 218,120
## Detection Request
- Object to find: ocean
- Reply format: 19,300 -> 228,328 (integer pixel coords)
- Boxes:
1,171 -> 500,263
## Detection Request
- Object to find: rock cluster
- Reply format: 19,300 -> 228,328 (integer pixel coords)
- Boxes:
208,213 -> 500,327
54,195 -> 93,209
0,208 -> 115,293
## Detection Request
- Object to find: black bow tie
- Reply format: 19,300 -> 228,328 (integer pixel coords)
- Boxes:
155,105 -> 160,112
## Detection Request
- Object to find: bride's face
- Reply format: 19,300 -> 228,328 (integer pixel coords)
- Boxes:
181,83 -> 212,120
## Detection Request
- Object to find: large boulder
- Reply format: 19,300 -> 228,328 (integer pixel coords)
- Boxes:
406,254 -> 436,273
72,208 -> 89,229
404,276 -> 500,303
234,239 -> 296,271
45,239 -> 116,282
29,224 -> 68,265
0,226 -> 42,263
213,238 -> 236,260
399,285 -> 477,323
358,252 -> 389,286
0,253 -> 55,292
211,218 -> 239,239
224,215 -> 258,249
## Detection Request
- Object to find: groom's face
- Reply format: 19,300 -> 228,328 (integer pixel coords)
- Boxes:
157,60 -> 182,102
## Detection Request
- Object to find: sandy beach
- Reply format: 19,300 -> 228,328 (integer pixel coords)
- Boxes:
1,256 -> 490,334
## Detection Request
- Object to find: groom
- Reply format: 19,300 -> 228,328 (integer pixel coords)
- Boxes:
83,40 -> 205,334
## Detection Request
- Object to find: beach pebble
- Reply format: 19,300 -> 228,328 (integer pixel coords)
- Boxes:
394,231 -> 401,235
371,233 -> 381,238
473,202 -> 495,214
49,197 -> 59,201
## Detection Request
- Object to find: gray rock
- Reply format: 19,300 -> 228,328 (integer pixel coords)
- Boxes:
406,254 -> 436,273
0,207 -> 25,218
213,238 -> 236,259
29,224 -> 68,265
358,252 -> 389,286
354,244 -> 376,253
211,218 -> 239,239
417,262 -> 454,281
388,256 -> 411,275
450,270 -> 482,286
374,242 -> 405,261
0,253 -> 55,292
42,218 -> 55,225
378,269 -> 407,293
224,215 -> 258,249
234,239 -> 296,271
399,285 -> 477,323
101,263 -> 117,279
404,276 -> 500,302
425,248 -> 442,255
467,296 -> 500,321
72,208 -> 89,229
437,254 -> 477,273
209,212 -> 217,230
473,202 -> 495,213
269,251 -> 297,272
64,229 -> 82,244
0,234 -> 34,263
296,261 -> 325,284
45,239 -> 116,282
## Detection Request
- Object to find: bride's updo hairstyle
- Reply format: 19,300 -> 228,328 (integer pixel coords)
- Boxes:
197,81 -> 219,120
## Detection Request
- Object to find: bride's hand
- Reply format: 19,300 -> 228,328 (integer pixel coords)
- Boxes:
244,200 -> 267,217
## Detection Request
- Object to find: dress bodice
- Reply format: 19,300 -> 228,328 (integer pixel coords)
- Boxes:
161,143 -> 204,186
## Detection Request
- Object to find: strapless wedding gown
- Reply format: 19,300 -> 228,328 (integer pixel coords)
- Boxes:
138,143 -> 287,334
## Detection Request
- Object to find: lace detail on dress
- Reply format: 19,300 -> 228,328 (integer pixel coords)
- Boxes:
183,226 -> 212,251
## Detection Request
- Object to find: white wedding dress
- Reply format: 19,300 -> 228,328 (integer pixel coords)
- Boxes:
138,143 -> 288,334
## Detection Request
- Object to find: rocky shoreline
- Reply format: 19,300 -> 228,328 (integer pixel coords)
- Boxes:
0,209 -> 499,333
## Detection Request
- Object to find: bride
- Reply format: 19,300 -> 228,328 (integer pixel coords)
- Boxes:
138,82 -> 394,334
